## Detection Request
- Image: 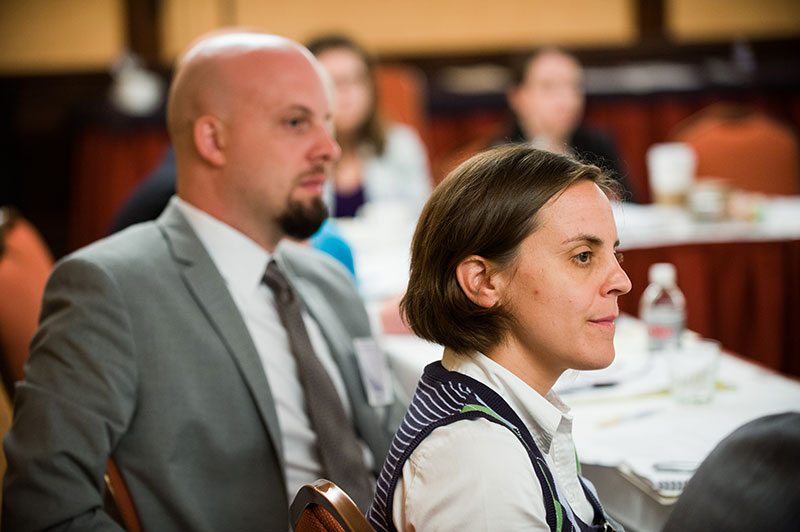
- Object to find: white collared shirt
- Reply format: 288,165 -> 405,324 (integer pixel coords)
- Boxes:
392,348 -> 594,531
173,197 -> 357,503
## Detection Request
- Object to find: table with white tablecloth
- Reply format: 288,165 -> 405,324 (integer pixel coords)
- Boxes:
377,317 -> 800,532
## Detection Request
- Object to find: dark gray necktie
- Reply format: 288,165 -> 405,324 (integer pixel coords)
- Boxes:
263,260 -> 373,511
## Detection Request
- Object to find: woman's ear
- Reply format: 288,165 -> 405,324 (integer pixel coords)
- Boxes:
456,255 -> 504,309
193,115 -> 226,167
507,86 -> 522,116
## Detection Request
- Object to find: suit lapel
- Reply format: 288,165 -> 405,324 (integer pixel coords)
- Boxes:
156,203 -> 286,468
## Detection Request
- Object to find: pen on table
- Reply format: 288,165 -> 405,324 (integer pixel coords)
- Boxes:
595,408 -> 659,428
558,380 -> 620,394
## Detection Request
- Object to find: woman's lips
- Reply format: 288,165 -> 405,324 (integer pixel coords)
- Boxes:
589,315 -> 617,327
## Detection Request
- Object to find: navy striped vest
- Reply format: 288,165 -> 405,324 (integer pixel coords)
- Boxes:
367,361 -> 616,532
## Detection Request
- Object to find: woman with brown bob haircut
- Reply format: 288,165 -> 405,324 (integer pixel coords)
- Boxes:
368,144 -> 631,531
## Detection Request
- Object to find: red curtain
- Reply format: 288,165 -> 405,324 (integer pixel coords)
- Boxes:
69,128 -> 169,251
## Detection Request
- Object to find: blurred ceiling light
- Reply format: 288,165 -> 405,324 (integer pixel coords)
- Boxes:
108,51 -> 164,116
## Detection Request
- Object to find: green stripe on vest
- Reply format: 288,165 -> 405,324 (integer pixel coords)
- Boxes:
461,404 -> 503,420
462,403 -> 563,532
538,462 -> 564,532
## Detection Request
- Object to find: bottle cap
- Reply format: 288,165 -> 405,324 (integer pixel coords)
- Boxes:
649,262 -> 677,285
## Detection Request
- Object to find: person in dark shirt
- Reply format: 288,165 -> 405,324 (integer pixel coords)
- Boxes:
663,412 -> 800,532
109,147 -> 176,233
505,47 -> 636,202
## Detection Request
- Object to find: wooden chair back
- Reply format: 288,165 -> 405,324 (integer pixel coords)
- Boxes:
291,479 -> 374,532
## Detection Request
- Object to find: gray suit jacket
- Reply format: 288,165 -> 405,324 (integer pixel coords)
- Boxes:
2,203 -> 405,531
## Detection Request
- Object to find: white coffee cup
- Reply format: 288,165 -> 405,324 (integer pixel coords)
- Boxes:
646,142 -> 696,205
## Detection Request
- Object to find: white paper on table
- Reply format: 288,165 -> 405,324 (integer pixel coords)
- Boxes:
569,352 -> 800,474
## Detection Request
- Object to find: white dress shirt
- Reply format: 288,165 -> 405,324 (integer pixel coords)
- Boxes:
392,348 -> 594,531
173,197 -> 362,503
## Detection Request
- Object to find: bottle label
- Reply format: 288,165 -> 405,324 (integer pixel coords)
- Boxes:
643,308 -> 685,351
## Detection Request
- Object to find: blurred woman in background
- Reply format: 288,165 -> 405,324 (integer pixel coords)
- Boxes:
307,35 -> 431,218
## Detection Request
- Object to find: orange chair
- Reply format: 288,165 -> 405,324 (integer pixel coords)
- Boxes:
291,479 -> 374,532
671,103 -> 800,196
0,207 -> 141,531
0,207 -> 53,395
376,63 -> 429,146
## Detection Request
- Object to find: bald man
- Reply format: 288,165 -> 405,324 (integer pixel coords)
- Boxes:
3,32 -> 404,531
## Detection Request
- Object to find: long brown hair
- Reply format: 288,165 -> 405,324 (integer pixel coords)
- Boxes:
306,34 -> 387,154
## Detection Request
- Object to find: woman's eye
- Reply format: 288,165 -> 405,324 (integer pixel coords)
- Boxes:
574,251 -> 591,264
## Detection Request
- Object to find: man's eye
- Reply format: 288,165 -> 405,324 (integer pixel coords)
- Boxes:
615,251 -> 624,264
285,116 -> 309,129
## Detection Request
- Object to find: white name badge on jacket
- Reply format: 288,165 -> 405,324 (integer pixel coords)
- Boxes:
353,337 -> 394,407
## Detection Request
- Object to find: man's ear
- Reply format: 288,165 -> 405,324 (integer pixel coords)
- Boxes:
193,115 -> 226,167
456,255 -> 504,309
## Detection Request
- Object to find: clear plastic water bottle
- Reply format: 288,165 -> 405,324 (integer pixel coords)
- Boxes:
639,263 -> 686,351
